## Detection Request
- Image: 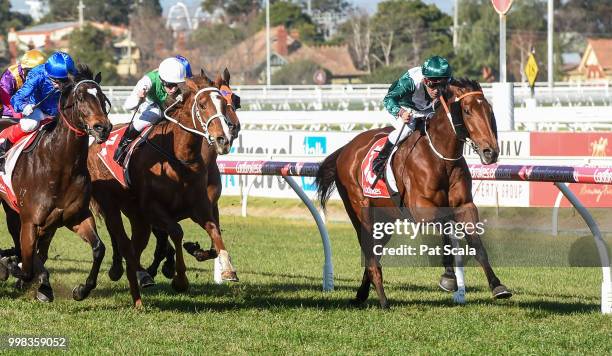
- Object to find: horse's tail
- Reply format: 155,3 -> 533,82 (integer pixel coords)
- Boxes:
315,147 -> 343,211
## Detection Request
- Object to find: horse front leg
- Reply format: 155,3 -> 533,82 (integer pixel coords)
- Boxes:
453,202 -> 511,299
69,211 -> 106,301
146,227 -> 175,280
192,205 -> 238,282
439,233 -> 458,292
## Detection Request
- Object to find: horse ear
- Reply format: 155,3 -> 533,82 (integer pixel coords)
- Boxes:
214,73 -> 223,88
94,72 -> 102,84
200,68 -> 213,85
223,68 -> 230,84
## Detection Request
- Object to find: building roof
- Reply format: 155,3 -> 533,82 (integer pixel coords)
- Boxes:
17,21 -> 78,34
586,38 -> 612,70
288,44 -> 366,77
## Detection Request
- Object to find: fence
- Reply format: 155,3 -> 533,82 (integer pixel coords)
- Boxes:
215,159 -> 612,314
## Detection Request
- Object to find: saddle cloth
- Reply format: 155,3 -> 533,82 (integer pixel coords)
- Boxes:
360,136 -> 400,199
97,126 -> 151,188
0,119 -> 54,212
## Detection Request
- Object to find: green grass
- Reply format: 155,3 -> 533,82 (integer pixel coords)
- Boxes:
0,199 -> 610,354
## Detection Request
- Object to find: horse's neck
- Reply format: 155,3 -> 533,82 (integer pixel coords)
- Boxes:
428,102 -> 464,161
44,116 -> 89,168
161,105 -> 204,164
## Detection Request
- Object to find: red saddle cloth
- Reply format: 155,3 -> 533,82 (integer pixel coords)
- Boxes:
0,119 -> 54,212
97,126 -> 150,188
360,136 -> 392,199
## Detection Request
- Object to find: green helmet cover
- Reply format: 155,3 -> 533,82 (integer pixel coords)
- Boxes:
422,56 -> 452,78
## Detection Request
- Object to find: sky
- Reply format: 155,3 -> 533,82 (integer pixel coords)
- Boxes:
9,0 -> 454,16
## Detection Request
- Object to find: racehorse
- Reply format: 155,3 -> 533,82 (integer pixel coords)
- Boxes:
315,78 -> 511,308
0,65 -> 112,302
145,69 -> 241,280
87,71 -> 239,307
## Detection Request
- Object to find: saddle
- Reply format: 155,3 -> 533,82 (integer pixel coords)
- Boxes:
97,125 -> 152,188
0,119 -> 56,212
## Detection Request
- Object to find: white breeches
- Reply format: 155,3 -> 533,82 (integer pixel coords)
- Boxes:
132,101 -> 162,132
20,108 -> 46,133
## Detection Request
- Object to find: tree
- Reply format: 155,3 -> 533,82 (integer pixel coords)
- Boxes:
334,9 -> 371,72
129,1 -> 173,75
202,0 -> 260,24
311,0 -> 351,14
0,0 -> 32,35
42,0 -> 161,26
68,23 -> 119,84
370,1 -> 452,69
556,0 -> 612,36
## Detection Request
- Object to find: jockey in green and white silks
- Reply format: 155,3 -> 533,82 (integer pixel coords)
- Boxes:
371,56 -> 453,176
114,57 -> 187,165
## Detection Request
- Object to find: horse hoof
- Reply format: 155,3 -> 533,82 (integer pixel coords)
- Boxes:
136,271 -> 155,289
37,284 -> 54,303
14,278 -> 28,291
0,257 -> 9,281
221,271 -> 239,282
379,300 -> 390,309
108,262 -> 124,281
171,276 -> 189,292
72,284 -> 91,301
439,274 -> 458,292
492,285 -> 512,299
161,260 -> 175,280
145,265 -> 158,279
134,299 -> 144,309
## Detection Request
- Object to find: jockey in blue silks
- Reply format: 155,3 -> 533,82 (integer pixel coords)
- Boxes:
0,51 -> 76,172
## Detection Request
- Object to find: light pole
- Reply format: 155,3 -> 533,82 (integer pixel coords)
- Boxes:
266,0 -> 271,87
547,0 -> 553,87
453,0 -> 459,48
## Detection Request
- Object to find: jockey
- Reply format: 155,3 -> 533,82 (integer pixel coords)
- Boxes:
113,57 -> 187,165
0,50 -> 47,117
175,55 -> 193,78
372,55 -> 453,176
0,51 -> 76,173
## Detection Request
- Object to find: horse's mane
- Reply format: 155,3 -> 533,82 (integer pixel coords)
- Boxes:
450,77 -> 482,91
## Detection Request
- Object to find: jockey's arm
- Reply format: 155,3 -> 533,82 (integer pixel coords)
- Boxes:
10,74 -> 38,113
123,75 -> 152,111
383,74 -> 416,120
0,70 -> 15,101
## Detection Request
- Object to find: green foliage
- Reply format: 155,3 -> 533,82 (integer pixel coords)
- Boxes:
258,1 -> 313,29
360,66 -> 406,84
42,0 -> 161,25
189,23 -> 245,54
271,60 -> 328,85
0,0 -> 32,35
202,0 -> 260,22
68,23 -> 120,84
370,0 -> 452,68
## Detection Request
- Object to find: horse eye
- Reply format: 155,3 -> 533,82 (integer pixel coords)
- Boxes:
464,108 -> 470,115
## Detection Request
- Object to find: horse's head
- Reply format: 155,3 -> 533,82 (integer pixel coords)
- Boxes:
60,65 -> 112,143
216,68 -> 241,143
184,73 -> 233,155
445,79 -> 499,164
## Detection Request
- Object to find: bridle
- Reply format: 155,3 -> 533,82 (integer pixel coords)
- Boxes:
58,79 -> 109,137
424,90 -> 485,161
163,87 -> 231,145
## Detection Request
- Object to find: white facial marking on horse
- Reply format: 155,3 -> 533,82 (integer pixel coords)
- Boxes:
211,92 -> 231,140
87,88 -> 98,97
476,99 -> 483,104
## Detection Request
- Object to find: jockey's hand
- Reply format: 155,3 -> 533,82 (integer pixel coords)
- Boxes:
400,110 -> 413,123
138,87 -> 148,98
22,104 -> 35,117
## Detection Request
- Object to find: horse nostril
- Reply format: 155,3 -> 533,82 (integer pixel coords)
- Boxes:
217,137 -> 226,145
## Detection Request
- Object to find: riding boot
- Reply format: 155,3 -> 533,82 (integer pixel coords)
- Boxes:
113,124 -> 140,166
372,140 -> 394,177
0,139 -> 14,174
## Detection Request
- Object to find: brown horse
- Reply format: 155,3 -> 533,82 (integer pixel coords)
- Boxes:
0,66 -> 112,302
315,78 -> 511,308
146,70 -> 241,279
87,72 -> 238,307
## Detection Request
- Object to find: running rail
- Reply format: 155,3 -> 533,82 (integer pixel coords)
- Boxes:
217,160 -> 612,314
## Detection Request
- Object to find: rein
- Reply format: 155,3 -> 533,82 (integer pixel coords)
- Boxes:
58,79 -> 106,137
424,90 -> 484,161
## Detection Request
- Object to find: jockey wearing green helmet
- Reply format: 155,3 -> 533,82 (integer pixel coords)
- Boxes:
372,55 -> 453,176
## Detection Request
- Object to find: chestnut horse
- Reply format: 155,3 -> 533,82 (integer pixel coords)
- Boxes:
87,72 -> 238,307
315,78 -> 511,308
145,70 -> 241,280
0,66 -> 112,302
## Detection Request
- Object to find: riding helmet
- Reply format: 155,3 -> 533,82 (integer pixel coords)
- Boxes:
158,57 -> 187,84
20,50 -> 46,69
422,56 -> 453,78
175,55 -> 193,78
45,51 -> 76,79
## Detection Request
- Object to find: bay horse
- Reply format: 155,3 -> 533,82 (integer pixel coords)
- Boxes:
145,69 -> 241,280
0,65 -> 112,302
315,78 -> 511,308
87,72 -> 238,307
